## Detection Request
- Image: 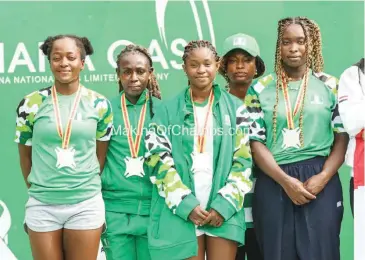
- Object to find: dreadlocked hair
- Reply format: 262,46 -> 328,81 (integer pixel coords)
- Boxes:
182,40 -> 220,86
116,44 -> 161,118
39,34 -> 94,61
272,16 -> 324,146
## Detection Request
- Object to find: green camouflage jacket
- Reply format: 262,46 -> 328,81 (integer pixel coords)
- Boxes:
144,85 -> 252,260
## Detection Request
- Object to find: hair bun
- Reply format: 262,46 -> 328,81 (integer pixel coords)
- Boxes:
39,36 -> 54,56
81,37 -> 94,56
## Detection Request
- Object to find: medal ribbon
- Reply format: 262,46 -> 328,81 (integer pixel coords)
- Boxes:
51,85 -> 82,149
121,92 -> 148,158
191,88 -> 214,153
281,71 -> 307,129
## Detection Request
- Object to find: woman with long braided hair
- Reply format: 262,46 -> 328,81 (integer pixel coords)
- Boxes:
101,44 -> 161,260
144,40 -> 252,260
245,17 -> 348,260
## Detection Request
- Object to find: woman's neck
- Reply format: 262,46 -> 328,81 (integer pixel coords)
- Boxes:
54,79 -> 80,95
283,63 -> 307,81
228,81 -> 251,100
125,92 -> 141,105
190,85 -> 213,103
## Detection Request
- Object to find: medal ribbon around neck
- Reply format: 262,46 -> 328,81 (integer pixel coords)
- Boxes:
281,71 -> 307,129
121,92 -> 148,158
190,88 -> 214,153
51,85 -> 82,149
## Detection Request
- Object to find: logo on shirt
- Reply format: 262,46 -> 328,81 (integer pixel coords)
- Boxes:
75,113 -> 82,121
310,94 -> 324,105
225,115 -> 231,126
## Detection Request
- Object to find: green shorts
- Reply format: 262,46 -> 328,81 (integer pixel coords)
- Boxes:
101,211 -> 151,260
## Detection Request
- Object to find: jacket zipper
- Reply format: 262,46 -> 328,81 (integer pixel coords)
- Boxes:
131,105 -> 143,215
206,109 -> 219,208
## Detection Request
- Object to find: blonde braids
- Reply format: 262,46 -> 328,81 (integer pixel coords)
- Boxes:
306,19 -> 324,73
272,18 -> 292,144
297,17 -> 312,146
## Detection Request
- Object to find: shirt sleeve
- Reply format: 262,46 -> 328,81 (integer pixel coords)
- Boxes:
144,105 -> 199,220
14,94 -> 40,146
210,104 -> 253,221
244,85 -> 266,143
338,66 -> 365,136
96,98 -> 114,141
327,77 -> 346,134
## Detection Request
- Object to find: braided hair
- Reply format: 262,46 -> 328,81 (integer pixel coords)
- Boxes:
39,34 -> 94,61
272,17 -> 324,146
182,40 -> 220,86
116,44 -> 161,118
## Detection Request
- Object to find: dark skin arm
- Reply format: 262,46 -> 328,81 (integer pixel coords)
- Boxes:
251,140 -> 316,205
96,141 -> 109,174
18,144 -> 32,188
304,133 -> 349,195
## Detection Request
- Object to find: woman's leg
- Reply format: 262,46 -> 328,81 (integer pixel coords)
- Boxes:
62,193 -> 106,260
28,228 -> 63,260
24,197 -> 64,260
206,236 -> 237,260
187,235 -> 206,260
63,227 -> 103,260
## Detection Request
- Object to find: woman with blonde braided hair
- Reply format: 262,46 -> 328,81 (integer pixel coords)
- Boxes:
101,44 -> 161,260
144,40 -> 252,260
245,17 -> 349,260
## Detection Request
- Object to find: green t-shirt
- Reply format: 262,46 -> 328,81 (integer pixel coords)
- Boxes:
245,71 -> 345,165
15,86 -> 113,204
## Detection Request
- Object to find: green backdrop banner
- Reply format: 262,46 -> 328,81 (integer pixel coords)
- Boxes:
0,1 -> 363,259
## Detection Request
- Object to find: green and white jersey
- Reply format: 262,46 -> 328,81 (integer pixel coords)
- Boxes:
245,71 -> 346,165
15,86 -> 113,205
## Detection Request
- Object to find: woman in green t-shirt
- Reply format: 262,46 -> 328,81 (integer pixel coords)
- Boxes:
246,17 -> 349,260
100,44 -> 161,260
15,35 -> 113,260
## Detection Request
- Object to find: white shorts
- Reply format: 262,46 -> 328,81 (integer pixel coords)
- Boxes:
195,227 -> 217,237
25,193 -> 105,232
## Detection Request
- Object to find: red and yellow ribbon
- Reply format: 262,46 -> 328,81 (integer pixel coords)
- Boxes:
281,71 -> 307,129
191,89 -> 214,153
121,93 -> 148,158
51,85 -> 82,149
